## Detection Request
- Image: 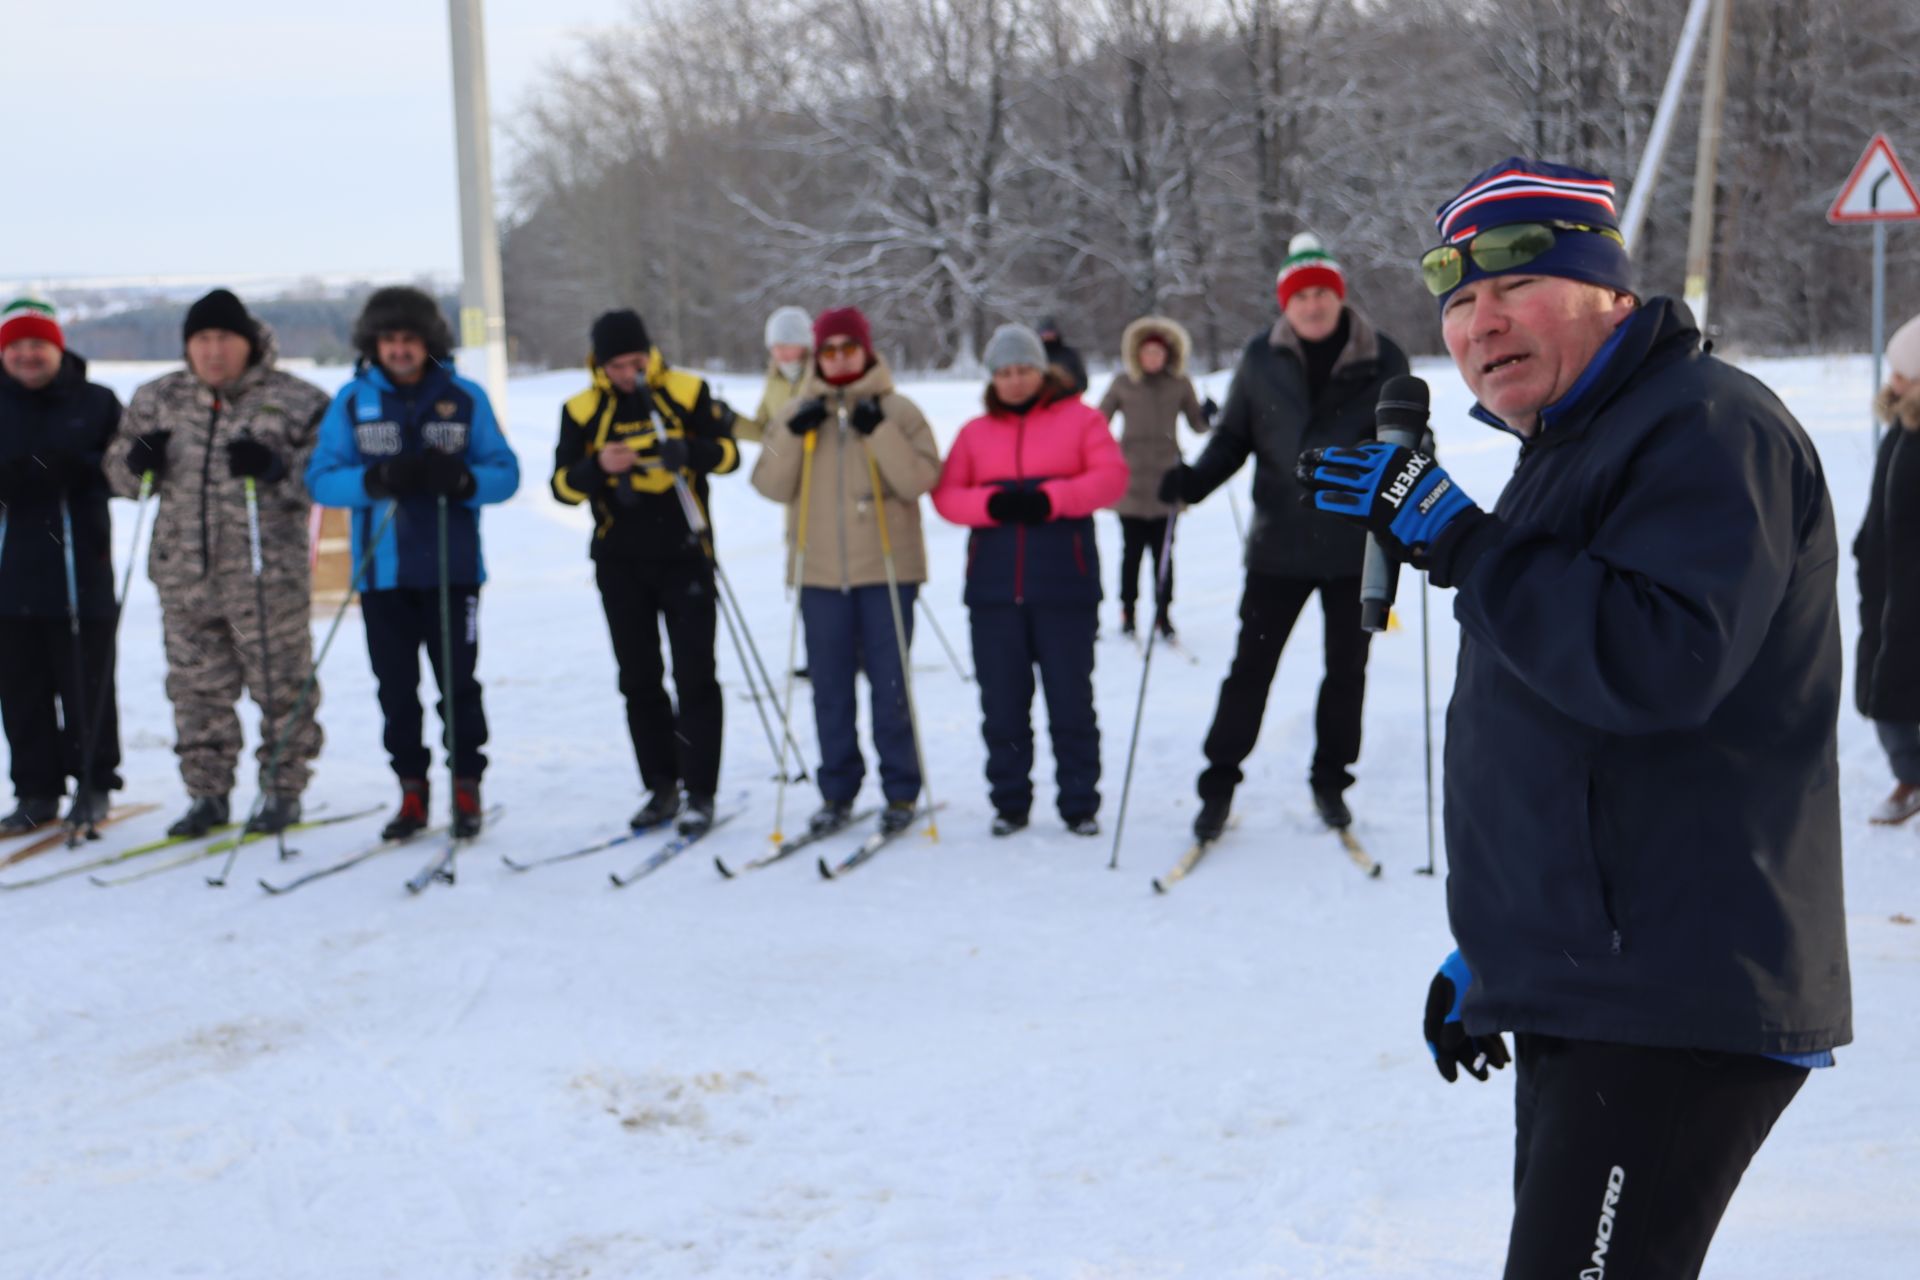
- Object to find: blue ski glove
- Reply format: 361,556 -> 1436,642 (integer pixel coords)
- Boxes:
1295,442 -> 1479,561
1422,950 -> 1511,1083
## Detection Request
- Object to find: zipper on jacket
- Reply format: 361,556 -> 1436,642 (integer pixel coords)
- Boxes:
199,396 -> 221,576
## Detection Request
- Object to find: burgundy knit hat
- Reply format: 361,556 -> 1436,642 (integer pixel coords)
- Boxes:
813,306 -> 873,358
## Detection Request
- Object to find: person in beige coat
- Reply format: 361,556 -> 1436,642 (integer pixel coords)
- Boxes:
750,306 -> 941,838
1097,316 -> 1212,636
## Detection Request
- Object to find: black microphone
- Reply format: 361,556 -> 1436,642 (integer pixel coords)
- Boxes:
1360,374 -> 1432,633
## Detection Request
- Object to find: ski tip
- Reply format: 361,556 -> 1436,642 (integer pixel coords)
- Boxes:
1369,863 -> 1384,879
257,879 -> 281,894
714,857 -> 734,879
816,857 -> 834,880
1151,878 -> 1168,894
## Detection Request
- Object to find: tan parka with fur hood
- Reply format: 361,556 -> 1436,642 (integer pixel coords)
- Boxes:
1097,316 -> 1209,518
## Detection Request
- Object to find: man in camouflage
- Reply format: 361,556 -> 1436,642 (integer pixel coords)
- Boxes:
106,289 -> 332,836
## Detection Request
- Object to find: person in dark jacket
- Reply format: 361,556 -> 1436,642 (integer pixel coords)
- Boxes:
306,287 -> 521,840
1298,157 -> 1850,1280
1036,315 -> 1088,397
0,298 -> 123,832
552,309 -> 740,835
932,324 -> 1129,835
1855,312 -> 1920,824
1160,233 -> 1408,838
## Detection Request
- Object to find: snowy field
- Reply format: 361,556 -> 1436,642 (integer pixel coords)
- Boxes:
4,347 -> 1917,1279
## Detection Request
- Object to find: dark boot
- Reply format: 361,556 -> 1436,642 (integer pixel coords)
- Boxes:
64,788 -> 112,829
678,794 -> 715,836
1193,795 -> 1231,843
1311,785 -> 1352,831
991,811 -> 1029,837
808,799 -> 854,835
629,790 -> 683,831
1154,610 -> 1175,640
167,794 -> 230,839
1063,813 -> 1100,837
879,800 -> 916,835
452,777 -> 484,839
1119,605 -> 1137,637
0,796 -> 60,836
246,795 -> 303,834
381,778 -> 430,841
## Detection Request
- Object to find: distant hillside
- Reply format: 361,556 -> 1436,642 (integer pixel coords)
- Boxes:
64,292 -> 459,364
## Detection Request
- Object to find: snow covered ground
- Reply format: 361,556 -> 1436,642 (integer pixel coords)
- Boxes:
4,349 -> 1916,1279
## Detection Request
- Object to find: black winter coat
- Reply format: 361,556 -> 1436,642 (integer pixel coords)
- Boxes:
0,352 -> 121,618
1188,310 -> 1408,580
1428,298 -> 1850,1056
1852,424 -> 1920,720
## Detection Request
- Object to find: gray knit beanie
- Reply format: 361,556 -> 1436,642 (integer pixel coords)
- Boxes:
982,323 -> 1048,375
764,305 -> 813,350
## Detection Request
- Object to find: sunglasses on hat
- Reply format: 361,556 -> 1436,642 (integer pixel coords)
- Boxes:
1420,221 -> 1625,297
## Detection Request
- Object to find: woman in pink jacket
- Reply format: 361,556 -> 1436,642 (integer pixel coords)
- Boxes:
932,324 -> 1130,837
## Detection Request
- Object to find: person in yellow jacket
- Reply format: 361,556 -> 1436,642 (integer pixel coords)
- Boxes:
750,306 -> 940,838
737,305 -> 813,445
552,309 -> 738,835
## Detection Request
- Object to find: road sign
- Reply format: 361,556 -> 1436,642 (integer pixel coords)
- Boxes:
1829,133 -> 1920,223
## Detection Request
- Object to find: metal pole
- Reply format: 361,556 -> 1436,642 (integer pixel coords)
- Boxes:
861,434 -> 937,840
770,433 -> 818,843
1682,0 -> 1730,329
915,593 -> 974,683
447,0 -> 509,416
1417,573 -> 1437,877
238,474 -> 286,856
1108,511 -> 1179,870
57,498 -> 96,846
1873,221 -> 1887,451
1620,0 -> 1715,250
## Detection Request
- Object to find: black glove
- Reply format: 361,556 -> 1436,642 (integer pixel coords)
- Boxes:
423,450 -> 478,500
1423,950 -> 1511,1083
125,431 -> 172,480
656,435 -> 690,472
364,454 -> 427,499
1157,464 -> 1195,505
849,397 -> 886,435
986,487 -> 1052,525
1202,396 -> 1219,422
786,398 -> 828,436
225,436 -> 285,482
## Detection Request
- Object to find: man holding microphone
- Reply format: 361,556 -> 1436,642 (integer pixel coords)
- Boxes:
1298,158 -> 1851,1279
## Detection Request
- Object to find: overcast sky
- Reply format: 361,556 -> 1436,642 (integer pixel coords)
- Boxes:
3,0 -> 624,284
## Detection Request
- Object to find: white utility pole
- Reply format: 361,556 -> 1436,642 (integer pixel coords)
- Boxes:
448,0 -> 510,420
1682,0 -> 1731,329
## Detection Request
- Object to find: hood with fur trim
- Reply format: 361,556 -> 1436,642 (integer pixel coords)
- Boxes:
1876,381 -> 1920,432
1119,315 -> 1192,381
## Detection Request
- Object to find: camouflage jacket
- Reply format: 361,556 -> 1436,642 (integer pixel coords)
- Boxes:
105,326 -> 332,590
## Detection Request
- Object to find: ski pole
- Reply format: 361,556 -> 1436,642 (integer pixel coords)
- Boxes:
666,468 -> 811,781
237,468 -> 287,859
861,427 -> 937,840
1417,569 -> 1437,877
914,593 -> 973,683
209,501 -> 400,886
437,492 -> 459,871
57,497 -> 97,847
1226,484 -> 1247,548
74,472 -> 154,819
770,430 -> 818,843
1109,509 -> 1179,869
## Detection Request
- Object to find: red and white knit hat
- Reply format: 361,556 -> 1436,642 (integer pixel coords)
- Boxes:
0,296 -> 63,350
1275,233 -> 1347,309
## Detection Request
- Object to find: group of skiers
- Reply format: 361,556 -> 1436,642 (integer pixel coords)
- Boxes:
0,149 -> 1871,1279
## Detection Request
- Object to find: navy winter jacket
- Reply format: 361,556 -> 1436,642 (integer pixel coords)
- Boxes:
1428,298 -> 1850,1056
0,352 -> 121,618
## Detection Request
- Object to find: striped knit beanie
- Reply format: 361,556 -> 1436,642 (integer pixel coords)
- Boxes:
1432,157 -> 1633,306
1276,234 -> 1346,309
0,296 -> 63,351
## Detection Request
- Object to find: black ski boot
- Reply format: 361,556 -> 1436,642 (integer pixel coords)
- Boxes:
1,796 -> 59,836
1119,605 -> 1137,637
64,788 -> 112,829
879,800 -> 916,835
678,794 -> 715,836
1064,813 -> 1100,837
381,778 -> 429,841
991,811 -> 1029,837
1154,610 -> 1176,640
1193,796 -> 1231,843
629,790 -> 683,830
808,800 -> 854,835
167,794 -> 230,839
452,777 -> 484,839
246,795 -> 302,834
1311,785 -> 1352,831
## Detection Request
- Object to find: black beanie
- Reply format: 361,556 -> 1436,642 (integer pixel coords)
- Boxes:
591,309 -> 651,364
183,289 -> 260,361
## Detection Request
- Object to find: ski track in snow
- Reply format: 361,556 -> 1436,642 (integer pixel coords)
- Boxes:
2,355 -> 1915,1278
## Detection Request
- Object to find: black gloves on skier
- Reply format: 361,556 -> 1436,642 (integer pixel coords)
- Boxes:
848,397 -> 886,435
986,487 -> 1051,525
226,436 -> 285,482
124,430 -> 172,480
787,398 -> 829,436
1157,463 -> 1197,505
423,449 -> 478,500
656,434 -> 690,473
1423,950 -> 1511,1083
364,454 -> 427,499
1201,396 -> 1219,424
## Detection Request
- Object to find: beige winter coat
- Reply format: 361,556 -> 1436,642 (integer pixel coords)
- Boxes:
738,359 -> 807,444
1098,316 -> 1208,517
751,354 -> 941,587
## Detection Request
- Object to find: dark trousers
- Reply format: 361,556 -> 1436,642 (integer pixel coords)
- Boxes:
1504,1034 -> 1807,1280
970,603 -> 1100,820
597,557 -> 721,797
1117,515 -> 1172,610
802,584 -> 919,806
362,586 -> 488,779
0,616 -> 121,797
1874,719 -> 1920,786
1198,573 -> 1370,801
